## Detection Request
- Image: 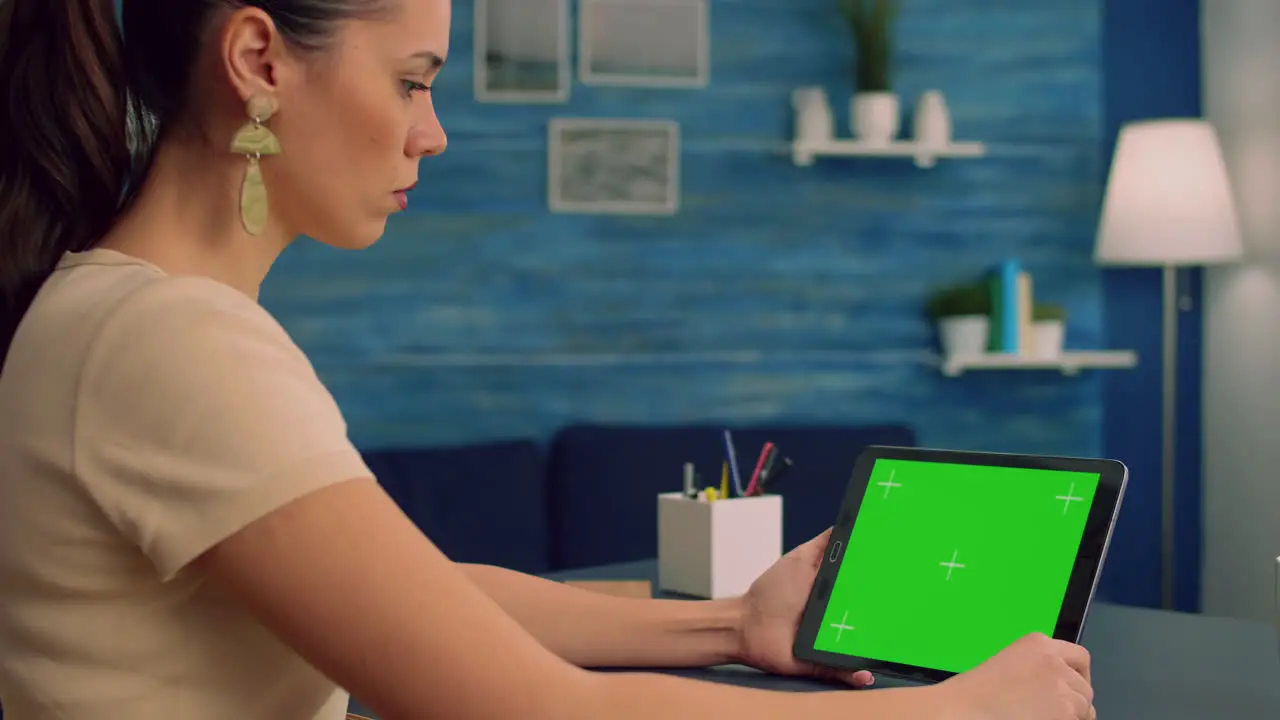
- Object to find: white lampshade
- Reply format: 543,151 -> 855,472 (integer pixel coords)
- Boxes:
1095,119 -> 1244,266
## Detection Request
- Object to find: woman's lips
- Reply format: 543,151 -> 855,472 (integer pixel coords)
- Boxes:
393,182 -> 417,211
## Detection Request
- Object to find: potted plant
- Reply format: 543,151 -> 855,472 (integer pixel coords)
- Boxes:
925,282 -> 992,359
837,0 -> 900,144
1031,303 -> 1067,358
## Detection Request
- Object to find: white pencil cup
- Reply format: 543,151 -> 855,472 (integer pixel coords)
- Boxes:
657,492 -> 783,599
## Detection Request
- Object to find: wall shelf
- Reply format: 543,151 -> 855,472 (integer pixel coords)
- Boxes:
940,350 -> 1138,377
792,139 -> 987,168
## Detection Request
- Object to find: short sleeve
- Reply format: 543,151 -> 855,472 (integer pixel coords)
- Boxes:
73,277 -> 373,580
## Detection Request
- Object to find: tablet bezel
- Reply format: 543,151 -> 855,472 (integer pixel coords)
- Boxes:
792,445 -> 1128,685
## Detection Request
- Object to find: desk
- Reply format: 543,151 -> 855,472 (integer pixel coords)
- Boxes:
547,560 -> 1280,720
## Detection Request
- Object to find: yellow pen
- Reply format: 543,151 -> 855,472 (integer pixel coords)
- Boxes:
720,461 -> 729,499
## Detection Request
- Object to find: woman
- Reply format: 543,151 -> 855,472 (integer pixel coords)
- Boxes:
0,1 -> 1096,718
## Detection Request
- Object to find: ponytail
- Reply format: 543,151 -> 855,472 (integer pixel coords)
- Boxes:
0,0 -> 391,366
0,0 -> 144,363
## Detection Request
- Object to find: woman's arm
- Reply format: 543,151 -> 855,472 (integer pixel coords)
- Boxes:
461,563 -> 745,668
196,477 -> 950,720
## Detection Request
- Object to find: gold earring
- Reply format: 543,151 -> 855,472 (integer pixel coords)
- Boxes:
230,95 -> 282,236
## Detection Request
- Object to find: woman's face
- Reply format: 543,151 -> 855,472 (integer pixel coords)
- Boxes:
262,0 -> 451,249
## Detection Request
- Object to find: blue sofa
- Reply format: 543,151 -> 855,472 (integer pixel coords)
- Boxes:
364,422 -> 917,573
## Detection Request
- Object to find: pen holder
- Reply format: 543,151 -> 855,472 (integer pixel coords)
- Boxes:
657,492 -> 783,599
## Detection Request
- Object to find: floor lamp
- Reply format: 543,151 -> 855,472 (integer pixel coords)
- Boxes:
1094,119 -> 1244,610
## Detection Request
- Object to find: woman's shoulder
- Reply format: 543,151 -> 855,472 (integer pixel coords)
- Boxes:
46,248 -> 301,362
16,250 -> 317,404
56,248 -> 276,323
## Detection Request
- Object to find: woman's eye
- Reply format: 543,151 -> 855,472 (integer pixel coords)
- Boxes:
401,80 -> 431,96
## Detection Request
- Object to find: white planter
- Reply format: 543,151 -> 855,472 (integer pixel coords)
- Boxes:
938,315 -> 990,359
851,92 -> 900,145
792,86 -> 835,144
912,89 -> 952,148
1032,320 -> 1066,358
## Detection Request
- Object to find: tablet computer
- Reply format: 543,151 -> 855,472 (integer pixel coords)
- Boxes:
792,445 -> 1128,685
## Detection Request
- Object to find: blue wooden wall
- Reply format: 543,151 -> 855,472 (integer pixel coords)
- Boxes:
264,0 -> 1107,458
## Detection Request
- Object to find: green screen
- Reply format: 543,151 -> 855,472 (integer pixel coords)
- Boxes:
814,458 -> 1099,673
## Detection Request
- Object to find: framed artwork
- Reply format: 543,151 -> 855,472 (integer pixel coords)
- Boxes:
474,0 -> 570,103
548,118 -> 681,215
578,0 -> 709,88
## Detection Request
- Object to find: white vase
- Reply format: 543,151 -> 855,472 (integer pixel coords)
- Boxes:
1032,320 -> 1066,358
792,86 -> 834,145
851,92 -> 900,145
913,89 -> 952,148
938,315 -> 990,360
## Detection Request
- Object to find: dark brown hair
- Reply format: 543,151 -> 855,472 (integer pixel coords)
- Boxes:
0,0 -> 387,367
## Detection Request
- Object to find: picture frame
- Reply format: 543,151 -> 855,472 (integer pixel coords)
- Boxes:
578,0 -> 710,88
474,0 -> 571,103
547,118 -> 681,216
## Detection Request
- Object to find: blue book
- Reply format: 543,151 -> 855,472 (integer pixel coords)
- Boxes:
994,260 -> 1020,353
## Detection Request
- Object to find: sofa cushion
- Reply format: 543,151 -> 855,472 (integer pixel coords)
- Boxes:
546,424 -> 917,570
362,439 -> 551,574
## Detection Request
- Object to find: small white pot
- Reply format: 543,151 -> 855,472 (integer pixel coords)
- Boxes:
1032,320 -> 1066,358
792,86 -> 835,145
938,315 -> 990,359
912,89 -> 952,148
851,92 -> 900,145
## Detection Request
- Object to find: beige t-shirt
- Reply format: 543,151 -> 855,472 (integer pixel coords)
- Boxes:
0,249 -> 371,719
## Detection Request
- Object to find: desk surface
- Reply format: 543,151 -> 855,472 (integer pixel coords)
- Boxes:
547,560 -> 1280,720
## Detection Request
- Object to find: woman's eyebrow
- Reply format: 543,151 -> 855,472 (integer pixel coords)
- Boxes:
410,50 -> 446,69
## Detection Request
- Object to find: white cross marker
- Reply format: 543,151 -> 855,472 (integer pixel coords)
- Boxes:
940,549 -> 966,580
829,610 -> 856,642
877,469 -> 902,499
1055,482 -> 1085,515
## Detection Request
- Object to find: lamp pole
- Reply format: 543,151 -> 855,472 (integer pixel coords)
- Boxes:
1160,265 -> 1178,610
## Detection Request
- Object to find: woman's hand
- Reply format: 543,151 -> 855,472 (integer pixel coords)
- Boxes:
735,528 -> 875,688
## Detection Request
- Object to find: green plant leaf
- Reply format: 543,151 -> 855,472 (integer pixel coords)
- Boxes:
1033,303 -> 1067,322
925,282 -> 992,319
839,0 -> 898,91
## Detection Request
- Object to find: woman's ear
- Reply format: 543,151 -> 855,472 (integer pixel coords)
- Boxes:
217,6 -> 286,105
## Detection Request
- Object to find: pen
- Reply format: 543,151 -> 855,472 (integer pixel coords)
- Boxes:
723,429 -> 745,497
758,455 -> 793,493
683,462 -> 698,499
745,442 -> 775,496
719,461 -> 729,499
